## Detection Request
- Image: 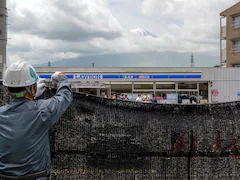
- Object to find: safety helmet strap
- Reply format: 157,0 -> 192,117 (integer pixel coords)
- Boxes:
9,84 -> 37,99
9,90 -> 27,98
25,84 -> 37,97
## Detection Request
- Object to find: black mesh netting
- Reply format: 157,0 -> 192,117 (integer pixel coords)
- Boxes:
1,84 -> 240,179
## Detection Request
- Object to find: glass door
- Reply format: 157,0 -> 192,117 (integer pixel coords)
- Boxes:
177,91 -> 198,104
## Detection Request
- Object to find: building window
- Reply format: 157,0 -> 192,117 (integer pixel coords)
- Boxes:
199,83 -> 208,104
132,92 -> 154,101
178,82 -> 197,89
233,64 -> 240,67
111,82 -> 132,95
155,91 -> 178,104
232,39 -> 240,53
232,15 -> 240,29
156,82 -> 175,89
134,82 -> 153,90
79,88 -> 97,95
178,91 -> 190,104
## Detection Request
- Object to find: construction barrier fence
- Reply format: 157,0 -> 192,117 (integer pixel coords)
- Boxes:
1,84 -> 240,179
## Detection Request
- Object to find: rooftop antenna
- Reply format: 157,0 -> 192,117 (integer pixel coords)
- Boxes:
190,53 -> 194,67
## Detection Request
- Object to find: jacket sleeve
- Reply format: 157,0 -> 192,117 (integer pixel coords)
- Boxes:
40,75 -> 73,126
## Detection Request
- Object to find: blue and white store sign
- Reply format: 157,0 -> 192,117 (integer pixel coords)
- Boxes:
74,74 -> 102,79
101,74 -> 201,79
39,73 -> 202,80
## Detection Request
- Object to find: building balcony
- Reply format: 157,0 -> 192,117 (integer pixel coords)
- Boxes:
232,15 -> 240,29
233,45 -> 240,53
221,26 -> 226,39
232,38 -> 240,53
232,22 -> 240,29
221,48 -> 226,62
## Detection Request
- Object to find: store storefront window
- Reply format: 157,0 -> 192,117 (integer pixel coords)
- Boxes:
199,83 -> 208,104
99,82 -> 111,97
134,82 -> 153,89
111,82 -> 132,98
100,88 -> 111,98
178,82 -> 197,89
177,91 -> 198,104
155,91 -> 178,104
156,82 -> 176,89
132,92 -> 154,101
72,88 -> 77,92
178,91 -> 189,104
79,88 -> 97,95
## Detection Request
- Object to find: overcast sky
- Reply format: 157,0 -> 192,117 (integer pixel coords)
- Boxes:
6,0 -> 239,67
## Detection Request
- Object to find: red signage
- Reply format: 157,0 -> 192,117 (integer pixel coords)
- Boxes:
212,90 -> 218,95
212,89 -> 219,102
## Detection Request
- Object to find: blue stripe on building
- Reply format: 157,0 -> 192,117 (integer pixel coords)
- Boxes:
66,75 -> 74,78
39,75 -> 52,79
102,75 -> 119,79
39,75 -> 73,79
152,75 -> 169,79
168,75 -> 185,79
185,75 -> 201,79
102,74 -> 201,79
39,74 -> 202,79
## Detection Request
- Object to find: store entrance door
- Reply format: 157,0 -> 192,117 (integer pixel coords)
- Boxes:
100,87 -> 111,98
177,91 -> 198,104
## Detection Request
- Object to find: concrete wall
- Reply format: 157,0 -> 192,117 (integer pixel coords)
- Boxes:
212,68 -> 240,102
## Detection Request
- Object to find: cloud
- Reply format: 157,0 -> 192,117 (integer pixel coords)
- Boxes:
139,0 -> 239,54
8,0 -> 122,41
6,0 -> 239,67
7,0 -> 125,65
141,0 -> 239,42
141,0 -> 185,17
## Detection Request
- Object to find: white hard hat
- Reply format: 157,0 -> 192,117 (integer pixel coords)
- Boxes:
3,61 -> 39,87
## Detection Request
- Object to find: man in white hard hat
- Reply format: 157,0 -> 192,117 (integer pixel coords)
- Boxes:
0,61 -> 72,179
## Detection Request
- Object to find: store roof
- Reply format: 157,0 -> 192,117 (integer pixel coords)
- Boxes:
35,67 -> 209,73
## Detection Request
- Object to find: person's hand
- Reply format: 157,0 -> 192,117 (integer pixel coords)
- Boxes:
35,78 -> 46,98
51,72 -> 66,82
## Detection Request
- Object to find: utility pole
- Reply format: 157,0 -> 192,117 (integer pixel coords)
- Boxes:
0,0 -> 7,79
190,53 -> 194,67
220,16 -> 226,67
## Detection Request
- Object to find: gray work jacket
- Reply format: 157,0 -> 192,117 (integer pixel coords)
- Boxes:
0,76 -> 72,176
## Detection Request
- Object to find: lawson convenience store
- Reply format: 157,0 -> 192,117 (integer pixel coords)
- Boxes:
36,67 -> 211,104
